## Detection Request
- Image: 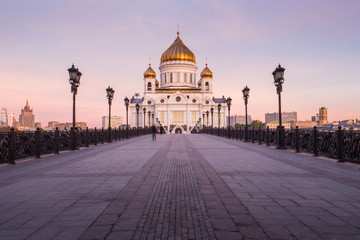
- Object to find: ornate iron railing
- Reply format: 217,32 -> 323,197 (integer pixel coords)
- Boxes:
0,127 -> 151,164
200,126 -> 360,164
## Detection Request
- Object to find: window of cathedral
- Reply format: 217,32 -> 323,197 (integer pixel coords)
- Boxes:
184,73 -> 187,83
164,74 -> 167,83
170,73 -> 173,83
205,82 -> 209,91
147,82 -> 152,91
192,99 -> 196,103
190,74 -> 192,83
176,96 -> 181,102
160,99 -> 165,103
177,73 -> 180,82
147,101 -> 152,105
205,100 -> 209,104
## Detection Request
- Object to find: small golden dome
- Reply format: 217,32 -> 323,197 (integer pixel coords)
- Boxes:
200,64 -> 213,78
197,80 -> 201,87
161,32 -> 196,63
144,64 -> 156,78
155,80 -> 159,87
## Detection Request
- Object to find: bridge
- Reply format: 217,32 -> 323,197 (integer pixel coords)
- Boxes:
0,134 -> 359,240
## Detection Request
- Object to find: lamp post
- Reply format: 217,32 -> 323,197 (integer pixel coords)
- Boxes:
135,103 -> 140,129
272,64 -> 286,149
206,110 -> 209,128
148,111 -> 151,127
202,113 -> 205,130
210,107 -> 214,134
124,97 -> 129,138
106,86 -> 115,142
242,86 -> 250,142
68,64 -> 82,150
217,103 -> 221,136
226,97 -> 232,138
143,107 -> 146,128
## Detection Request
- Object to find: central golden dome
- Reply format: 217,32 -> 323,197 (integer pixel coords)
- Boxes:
161,32 -> 196,63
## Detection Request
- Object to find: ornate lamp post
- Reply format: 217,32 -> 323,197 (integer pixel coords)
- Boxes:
242,86 -> 250,142
226,97 -> 232,138
143,107 -> 146,128
148,111 -> 151,127
217,103 -> 221,135
68,64 -> 82,150
135,103 -> 140,129
202,113 -> 205,130
206,111 -> 209,128
210,107 -> 214,134
272,64 -> 286,149
124,97 -> 129,138
106,86 -> 115,142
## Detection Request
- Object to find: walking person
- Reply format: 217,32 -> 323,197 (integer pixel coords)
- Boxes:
151,125 -> 157,141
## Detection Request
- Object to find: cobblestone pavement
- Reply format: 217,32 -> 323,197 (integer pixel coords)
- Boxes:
0,134 -> 359,240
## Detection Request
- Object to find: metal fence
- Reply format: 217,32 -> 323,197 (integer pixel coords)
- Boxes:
200,126 -> 360,164
0,127 -> 151,164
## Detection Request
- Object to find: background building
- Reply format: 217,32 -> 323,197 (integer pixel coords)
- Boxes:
289,121 -> 317,129
265,121 -> 291,129
228,114 -> 252,126
319,107 -> 328,125
9,112 -> 16,127
1,108 -> 8,126
34,122 -> 42,128
265,111 -> 297,123
102,116 -> 123,129
19,100 -> 35,128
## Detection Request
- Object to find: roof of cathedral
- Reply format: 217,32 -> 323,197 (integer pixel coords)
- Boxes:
160,32 -> 196,63
213,96 -> 227,103
143,64 -> 156,78
200,64 -> 213,78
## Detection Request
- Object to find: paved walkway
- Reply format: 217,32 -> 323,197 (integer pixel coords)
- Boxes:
0,134 -> 360,240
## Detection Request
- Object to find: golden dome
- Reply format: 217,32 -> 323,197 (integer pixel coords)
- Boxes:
197,80 -> 201,87
144,64 -> 156,78
155,80 -> 159,87
161,32 -> 196,63
200,64 -> 213,78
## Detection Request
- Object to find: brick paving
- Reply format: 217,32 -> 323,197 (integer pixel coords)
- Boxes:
0,134 -> 360,239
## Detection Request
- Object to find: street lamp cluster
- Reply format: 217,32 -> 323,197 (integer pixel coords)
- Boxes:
68,63 -> 285,146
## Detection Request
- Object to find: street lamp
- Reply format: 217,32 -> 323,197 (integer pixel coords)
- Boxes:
272,64 -> 286,149
124,97 -> 129,138
206,111 -> 209,127
202,113 -> 205,130
226,97 -> 232,138
143,107 -> 146,128
68,64 -> 82,150
217,103 -> 221,135
135,103 -> 140,128
210,107 -> 214,134
106,86 -> 115,142
148,111 -> 151,127
242,86 -> 250,142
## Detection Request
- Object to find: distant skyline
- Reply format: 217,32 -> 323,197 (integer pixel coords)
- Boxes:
1,0 -> 359,128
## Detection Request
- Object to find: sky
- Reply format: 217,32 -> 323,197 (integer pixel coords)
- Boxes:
0,0 -> 359,128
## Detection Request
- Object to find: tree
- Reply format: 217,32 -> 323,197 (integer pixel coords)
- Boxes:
250,120 -> 264,128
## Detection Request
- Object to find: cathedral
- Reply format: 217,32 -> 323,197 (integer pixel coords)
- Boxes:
129,31 -> 228,133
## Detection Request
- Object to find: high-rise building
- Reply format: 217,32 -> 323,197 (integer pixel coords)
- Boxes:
265,112 -> 297,123
1,108 -> 8,125
319,107 -> 328,125
9,112 -> 16,127
19,100 -> 35,128
102,116 -> 123,129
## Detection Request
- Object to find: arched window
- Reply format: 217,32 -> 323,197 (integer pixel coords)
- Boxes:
147,82 -> 152,91
190,74 -> 193,83
205,82 -> 209,90
170,73 -> 173,83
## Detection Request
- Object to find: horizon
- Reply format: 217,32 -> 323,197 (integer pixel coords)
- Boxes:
1,0 -> 359,128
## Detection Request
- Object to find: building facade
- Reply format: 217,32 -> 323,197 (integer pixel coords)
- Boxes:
19,100 -> 35,128
265,111 -> 297,123
319,107 -> 328,125
1,108 -> 8,126
102,116 -> 123,129
228,114 -> 252,126
129,32 -> 228,133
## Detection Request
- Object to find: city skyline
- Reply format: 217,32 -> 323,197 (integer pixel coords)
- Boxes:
1,0 -> 359,128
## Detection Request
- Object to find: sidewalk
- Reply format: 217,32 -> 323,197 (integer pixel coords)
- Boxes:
0,134 -> 359,240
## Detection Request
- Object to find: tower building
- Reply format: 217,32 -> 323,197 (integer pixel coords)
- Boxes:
19,100 -> 35,128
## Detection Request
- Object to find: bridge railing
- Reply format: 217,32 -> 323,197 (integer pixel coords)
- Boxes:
199,126 -> 360,164
0,127 -> 151,164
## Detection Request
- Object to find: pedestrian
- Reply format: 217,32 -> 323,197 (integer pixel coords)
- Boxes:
170,127 -> 172,134
151,125 -> 157,141
160,125 -> 164,135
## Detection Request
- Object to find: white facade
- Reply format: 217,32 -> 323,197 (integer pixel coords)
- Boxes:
129,32 -> 227,133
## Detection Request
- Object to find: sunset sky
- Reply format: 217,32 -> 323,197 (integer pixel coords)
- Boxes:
1,0 -> 359,128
